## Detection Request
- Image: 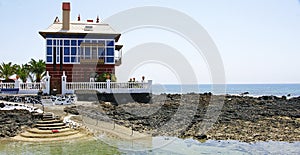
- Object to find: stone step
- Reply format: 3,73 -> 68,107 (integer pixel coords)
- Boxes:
32,113 -> 43,117
43,114 -> 53,118
27,128 -> 73,134
35,122 -> 66,127
37,126 -> 69,130
20,130 -> 79,138
36,119 -> 63,124
13,133 -> 88,142
43,115 -> 54,118
43,112 -> 53,116
42,117 -> 56,121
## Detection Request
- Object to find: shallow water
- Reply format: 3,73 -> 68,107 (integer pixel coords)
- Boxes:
0,138 -> 120,155
1,137 -> 299,155
147,137 -> 300,155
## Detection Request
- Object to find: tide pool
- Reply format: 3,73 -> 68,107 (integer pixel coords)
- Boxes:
1,137 -> 299,155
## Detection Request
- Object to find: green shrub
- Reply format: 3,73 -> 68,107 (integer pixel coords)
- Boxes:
96,73 -> 117,82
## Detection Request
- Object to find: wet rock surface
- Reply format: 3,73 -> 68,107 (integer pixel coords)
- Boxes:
0,95 -> 42,104
0,109 -> 41,138
71,94 -> 300,142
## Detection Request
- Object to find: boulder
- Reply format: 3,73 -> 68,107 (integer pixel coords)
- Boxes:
0,103 -> 5,108
64,106 -> 79,115
194,134 -> 207,140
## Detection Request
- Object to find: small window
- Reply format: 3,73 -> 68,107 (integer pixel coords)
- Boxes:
71,40 -> 77,46
107,48 -> 114,56
47,47 -> 52,55
85,47 -> 90,56
64,40 -> 70,46
71,57 -> 77,62
64,47 -> 70,55
106,57 -> 114,63
71,47 -> 77,55
106,40 -> 114,46
46,39 -> 52,46
46,56 -> 52,63
78,40 -> 83,46
98,40 -> 105,46
64,57 -> 70,63
98,48 -> 105,56
77,47 -> 81,56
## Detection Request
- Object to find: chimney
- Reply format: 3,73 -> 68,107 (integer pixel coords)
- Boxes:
62,2 -> 70,30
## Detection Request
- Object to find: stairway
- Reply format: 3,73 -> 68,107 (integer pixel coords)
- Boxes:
15,112 -> 87,141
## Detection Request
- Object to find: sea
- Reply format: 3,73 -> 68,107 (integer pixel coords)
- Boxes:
153,84 -> 300,97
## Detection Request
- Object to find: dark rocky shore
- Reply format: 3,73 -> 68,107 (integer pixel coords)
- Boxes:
67,94 -> 300,143
0,109 -> 41,137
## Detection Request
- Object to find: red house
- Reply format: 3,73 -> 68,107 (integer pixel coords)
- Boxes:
39,2 -> 123,94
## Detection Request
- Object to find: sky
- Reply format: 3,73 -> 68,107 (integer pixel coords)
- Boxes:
0,0 -> 299,84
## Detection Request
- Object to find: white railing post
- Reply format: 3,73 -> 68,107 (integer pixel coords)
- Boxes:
148,80 -> 153,94
61,71 -> 67,95
44,71 -> 51,95
14,79 -> 21,89
106,79 -> 111,92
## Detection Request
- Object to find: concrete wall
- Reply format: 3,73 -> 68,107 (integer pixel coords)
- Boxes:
75,91 -> 152,104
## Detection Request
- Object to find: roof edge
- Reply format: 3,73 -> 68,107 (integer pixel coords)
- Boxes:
38,31 -> 122,42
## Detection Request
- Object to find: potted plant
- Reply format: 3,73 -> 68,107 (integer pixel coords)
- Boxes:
106,74 -> 111,80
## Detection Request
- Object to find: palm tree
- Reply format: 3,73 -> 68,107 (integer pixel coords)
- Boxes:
0,62 -> 17,81
16,64 -> 30,82
28,59 -> 46,82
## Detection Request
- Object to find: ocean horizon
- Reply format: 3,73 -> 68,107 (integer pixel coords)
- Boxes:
152,84 -> 300,97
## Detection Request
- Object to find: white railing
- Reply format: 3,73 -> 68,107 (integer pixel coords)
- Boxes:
0,83 -> 15,89
19,82 -> 43,90
0,82 -> 43,90
110,82 -> 148,89
65,80 -> 152,94
66,82 -> 107,90
0,82 -> 46,95
1,71 -> 152,95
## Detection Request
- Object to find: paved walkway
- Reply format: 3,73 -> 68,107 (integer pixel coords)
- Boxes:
71,101 -> 152,140
80,116 -> 152,141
